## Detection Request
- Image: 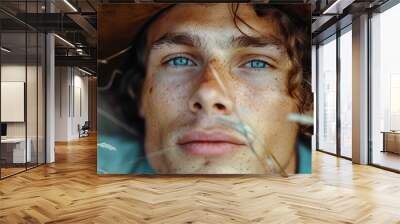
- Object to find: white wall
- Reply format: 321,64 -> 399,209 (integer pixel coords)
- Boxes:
55,66 -> 69,141
55,67 -> 89,141
71,73 -> 89,138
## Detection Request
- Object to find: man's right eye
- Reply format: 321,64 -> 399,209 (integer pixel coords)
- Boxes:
166,57 -> 196,67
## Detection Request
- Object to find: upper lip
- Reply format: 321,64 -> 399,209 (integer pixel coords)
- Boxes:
177,130 -> 246,145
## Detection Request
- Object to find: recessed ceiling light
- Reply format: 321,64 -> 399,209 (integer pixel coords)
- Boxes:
77,67 -> 93,76
1,47 -> 11,53
54,34 -> 75,48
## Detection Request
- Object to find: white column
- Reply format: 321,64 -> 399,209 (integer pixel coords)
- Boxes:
46,1 -> 56,163
46,33 -> 55,163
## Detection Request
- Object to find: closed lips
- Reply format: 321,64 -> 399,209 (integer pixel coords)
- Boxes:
177,131 -> 246,156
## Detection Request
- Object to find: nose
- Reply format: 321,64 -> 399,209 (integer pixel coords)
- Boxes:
188,67 -> 233,116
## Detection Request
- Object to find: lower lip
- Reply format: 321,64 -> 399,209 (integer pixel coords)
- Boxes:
179,142 -> 244,156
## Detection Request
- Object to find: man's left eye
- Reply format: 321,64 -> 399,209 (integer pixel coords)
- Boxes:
243,60 -> 269,69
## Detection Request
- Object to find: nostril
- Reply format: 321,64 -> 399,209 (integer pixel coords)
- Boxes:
193,102 -> 202,110
214,103 -> 226,111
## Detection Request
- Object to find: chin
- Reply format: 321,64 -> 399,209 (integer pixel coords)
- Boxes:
168,162 -> 260,174
194,166 -> 247,174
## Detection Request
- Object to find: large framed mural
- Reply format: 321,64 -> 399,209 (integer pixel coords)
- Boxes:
97,3 -> 312,175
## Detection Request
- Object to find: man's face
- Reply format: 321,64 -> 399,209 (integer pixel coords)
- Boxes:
141,4 -> 299,174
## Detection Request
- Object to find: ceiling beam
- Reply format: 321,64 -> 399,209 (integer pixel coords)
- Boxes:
55,55 -> 96,71
67,13 -> 97,39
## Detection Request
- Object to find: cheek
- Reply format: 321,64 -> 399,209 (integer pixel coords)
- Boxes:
233,79 -> 297,133
144,73 -> 191,126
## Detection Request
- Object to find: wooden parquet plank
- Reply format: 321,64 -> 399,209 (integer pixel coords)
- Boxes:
0,134 -> 400,223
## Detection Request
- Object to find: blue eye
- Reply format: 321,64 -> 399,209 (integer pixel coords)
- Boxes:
243,60 -> 269,69
166,57 -> 195,67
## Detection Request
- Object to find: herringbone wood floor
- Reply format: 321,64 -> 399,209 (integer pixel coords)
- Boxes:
1,134 -> 400,224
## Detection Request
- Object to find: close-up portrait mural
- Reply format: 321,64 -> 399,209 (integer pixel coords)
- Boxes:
97,3 -> 313,175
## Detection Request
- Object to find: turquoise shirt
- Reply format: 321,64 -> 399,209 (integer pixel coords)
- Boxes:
97,134 -> 311,174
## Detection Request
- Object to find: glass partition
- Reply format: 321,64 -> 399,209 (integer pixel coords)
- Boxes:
27,30 -> 38,169
0,1 -> 46,179
1,30 -> 28,178
26,0 -> 42,169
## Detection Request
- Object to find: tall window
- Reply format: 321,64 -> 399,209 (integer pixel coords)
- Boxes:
317,35 -> 337,154
339,27 -> 352,158
371,2 -> 400,171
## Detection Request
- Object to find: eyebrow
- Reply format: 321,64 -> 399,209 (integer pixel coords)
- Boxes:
151,33 -> 201,49
150,32 -> 283,50
230,35 -> 283,48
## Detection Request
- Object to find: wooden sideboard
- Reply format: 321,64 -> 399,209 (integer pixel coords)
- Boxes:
382,131 -> 400,154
